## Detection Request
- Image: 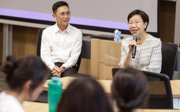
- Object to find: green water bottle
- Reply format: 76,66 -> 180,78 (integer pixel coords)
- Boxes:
48,76 -> 63,112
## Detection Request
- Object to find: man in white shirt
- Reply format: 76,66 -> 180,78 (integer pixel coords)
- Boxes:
41,1 -> 82,77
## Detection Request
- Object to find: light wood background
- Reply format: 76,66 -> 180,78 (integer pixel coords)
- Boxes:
0,24 -> 2,62
0,1 -> 177,72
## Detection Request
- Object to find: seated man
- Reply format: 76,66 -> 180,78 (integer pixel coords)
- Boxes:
41,1 -> 82,77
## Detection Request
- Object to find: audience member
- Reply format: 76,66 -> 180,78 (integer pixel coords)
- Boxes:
0,55 -> 50,112
119,9 -> 162,73
41,1 -> 82,77
111,67 -> 149,112
57,77 -> 113,112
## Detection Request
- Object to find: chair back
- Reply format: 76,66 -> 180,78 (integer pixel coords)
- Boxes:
143,71 -> 173,109
112,68 -> 173,109
161,42 -> 177,80
73,45 -> 83,72
36,28 -> 44,56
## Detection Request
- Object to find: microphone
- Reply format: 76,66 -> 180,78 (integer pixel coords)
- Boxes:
132,34 -> 138,58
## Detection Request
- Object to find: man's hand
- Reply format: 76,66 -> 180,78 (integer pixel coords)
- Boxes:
51,66 -> 65,77
59,66 -> 65,73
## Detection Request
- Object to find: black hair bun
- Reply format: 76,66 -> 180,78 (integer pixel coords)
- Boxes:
3,56 -> 17,77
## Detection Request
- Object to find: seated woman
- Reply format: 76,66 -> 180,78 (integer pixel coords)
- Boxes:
111,67 -> 149,112
0,55 -> 50,112
119,9 -> 162,73
57,77 -> 113,112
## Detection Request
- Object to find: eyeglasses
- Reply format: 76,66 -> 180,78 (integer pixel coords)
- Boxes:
59,11 -> 70,17
128,21 -> 143,25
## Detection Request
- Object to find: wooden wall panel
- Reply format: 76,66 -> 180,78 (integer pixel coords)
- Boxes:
12,25 -> 38,58
159,1 -> 176,42
0,24 -> 2,63
78,58 -> 91,75
91,39 -> 121,79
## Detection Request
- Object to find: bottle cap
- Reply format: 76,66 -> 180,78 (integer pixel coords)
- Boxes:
51,76 -> 59,83
114,29 -> 121,42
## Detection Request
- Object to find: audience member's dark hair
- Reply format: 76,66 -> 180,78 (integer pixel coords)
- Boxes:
2,55 -> 50,93
52,1 -> 69,13
127,9 -> 149,30
111,67 -> 149,112
57,77 -> 113,112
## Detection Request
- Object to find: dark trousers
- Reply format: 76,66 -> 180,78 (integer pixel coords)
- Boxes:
53,62 -> 78,77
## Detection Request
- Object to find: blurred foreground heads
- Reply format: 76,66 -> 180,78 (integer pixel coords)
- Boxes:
112,67 -> 149,112
57,77 -> 113,112
0,55 -> 50,112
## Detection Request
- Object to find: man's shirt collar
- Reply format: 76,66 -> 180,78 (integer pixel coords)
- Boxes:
54,23 -> 71,34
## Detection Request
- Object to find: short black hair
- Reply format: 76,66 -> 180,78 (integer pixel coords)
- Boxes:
2,55 -> 50,93
127,9 -> 149,30
52,1 -> 69,13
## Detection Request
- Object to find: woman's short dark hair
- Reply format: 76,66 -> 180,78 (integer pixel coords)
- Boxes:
57,77 -> 113,112
52,1 -> 69,13
1,55 -> 50,93
111,67 -> 149,112
127,9 -> 149,30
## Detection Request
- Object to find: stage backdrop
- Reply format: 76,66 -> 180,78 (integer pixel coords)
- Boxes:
0,0 -> 158,33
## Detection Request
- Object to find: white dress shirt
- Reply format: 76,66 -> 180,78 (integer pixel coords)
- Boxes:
0,92 -> 24,112
41,24 -> 82,70
119,34 -> 162,73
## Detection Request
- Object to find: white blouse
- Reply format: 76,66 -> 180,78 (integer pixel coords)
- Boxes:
119,34 -> 162,73
0,92 -> 24,112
